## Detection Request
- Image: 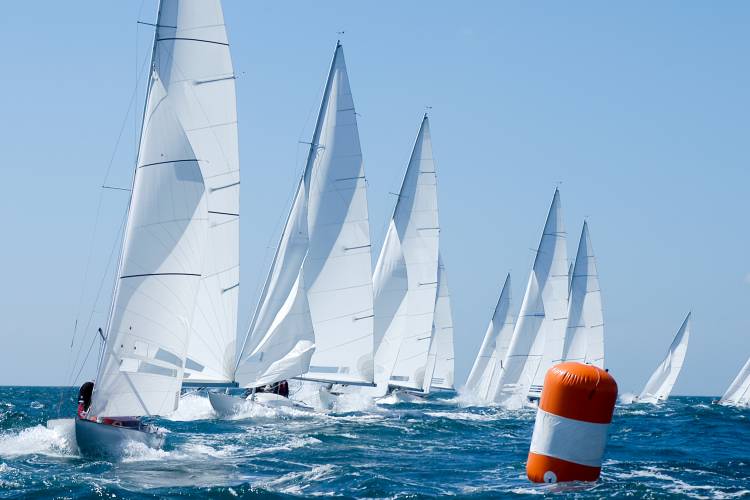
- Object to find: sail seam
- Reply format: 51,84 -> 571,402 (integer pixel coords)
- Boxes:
157,37 -> 229,46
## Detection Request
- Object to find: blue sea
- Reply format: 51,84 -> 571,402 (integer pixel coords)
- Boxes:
0,386 -> 748,499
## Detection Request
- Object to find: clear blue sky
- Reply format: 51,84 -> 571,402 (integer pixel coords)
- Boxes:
1,2 -> 748,395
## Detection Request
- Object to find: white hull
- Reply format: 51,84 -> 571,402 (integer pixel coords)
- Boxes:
75,418 -> 164,458
208,391 -> 312,417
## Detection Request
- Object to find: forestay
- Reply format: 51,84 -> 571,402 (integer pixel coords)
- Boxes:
720,357 -> 750,407
152,0 -> 242,385
639,313 -> 691,403
562,221 -> 604,368
492,189 -> 568,407
423,256 -> 455,392
90,4 -> 211,416
372,116 -> 440,395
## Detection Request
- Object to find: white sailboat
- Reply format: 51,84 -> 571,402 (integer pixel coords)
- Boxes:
637,312 -> 691,404
465,274 -> 514,402
719,356 -> 750,407
491,189 -> 568,407
423,255 -> 456,393
370,115 -> 441,398
561,221 -> 604,368
211,41 -> 375,415
75,0 -> 234,456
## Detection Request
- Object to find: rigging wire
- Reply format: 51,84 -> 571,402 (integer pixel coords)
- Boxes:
60,18 -> 153,412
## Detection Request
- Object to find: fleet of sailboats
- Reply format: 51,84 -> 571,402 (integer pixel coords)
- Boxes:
53,0 -> 749,459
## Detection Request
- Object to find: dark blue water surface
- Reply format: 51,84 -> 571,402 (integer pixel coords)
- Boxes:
0,386 -> 748,498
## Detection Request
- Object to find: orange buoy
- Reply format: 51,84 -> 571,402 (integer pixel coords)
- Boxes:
526,362 -> 618,483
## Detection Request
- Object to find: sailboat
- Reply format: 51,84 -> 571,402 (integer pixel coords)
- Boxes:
491,189 -> 568,407
637,312 -> 691,404
422,256 -> 456,394
561,221 -> 604,368
74,0 -> 237,455
369,115 -> 441,398
719,356 -> 750,407
210,41 -> 376,415
465,274 -> 514,402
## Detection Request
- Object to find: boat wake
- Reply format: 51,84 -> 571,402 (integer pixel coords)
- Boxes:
0,425 -> 77,458
169,394 -> 217,421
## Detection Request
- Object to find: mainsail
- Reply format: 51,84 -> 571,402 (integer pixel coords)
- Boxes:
720,357 -> 750,407
562,221 -> 604,368
491,189 -> 568,407
465,274 -> 513,401
235,42 -> 374,388
90,0 -> 213,417
371,116 -> 440,395
638,312 -> 691,403
152,0 -> 242,386
423,256 -> 455,392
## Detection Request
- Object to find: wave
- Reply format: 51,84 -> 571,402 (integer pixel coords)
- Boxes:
0,425 -> 77,458
168,393 -> 216,422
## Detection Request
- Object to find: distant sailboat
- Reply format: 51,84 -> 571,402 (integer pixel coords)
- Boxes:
562,221 -> 604,368
370,115 -> 441,398
638,313 -> 691,404
423,256 -> 456,393
465,274 -> 514,402
75,0 -> 235,455
491,189 -> 568,407
719,356 -> 750,407
211,41 -> 375,415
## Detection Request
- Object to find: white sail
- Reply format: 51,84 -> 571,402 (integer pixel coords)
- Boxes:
90,9 -> 211,416
299,43 -> 374,386
465,274 -> 514,401
235,43 -> 373,388
492,189 -> 568,407
423,256 -> 455,392
466,274 -> 513,395
148,0 -> 241,385
562,221 -> 604,368
234,181 -> 315,387
372,116 -> 440,395
638,313 -> 691,403
720,357 -> 750,407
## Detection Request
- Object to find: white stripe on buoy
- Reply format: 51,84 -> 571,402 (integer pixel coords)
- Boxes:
529,408 -> 610,468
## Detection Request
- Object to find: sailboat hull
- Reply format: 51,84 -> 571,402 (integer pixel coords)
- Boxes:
75,418 -> 164,458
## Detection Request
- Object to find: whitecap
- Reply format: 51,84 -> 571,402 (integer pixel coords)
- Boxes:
0,425 -> 77,458
168,393 -> 216,421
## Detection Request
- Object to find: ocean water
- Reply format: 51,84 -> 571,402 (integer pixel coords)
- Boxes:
0,386 -> 748,499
